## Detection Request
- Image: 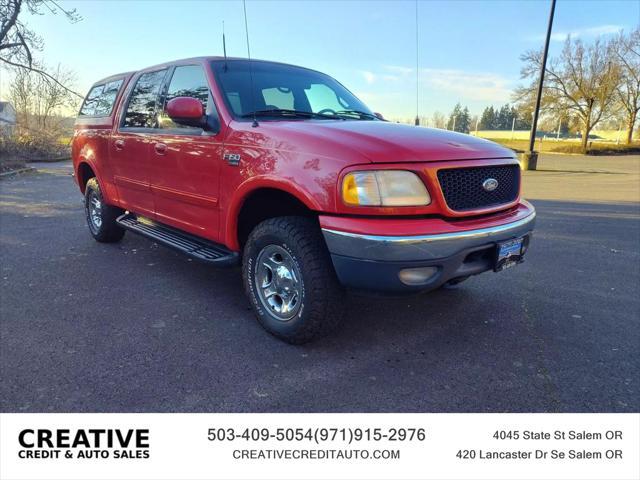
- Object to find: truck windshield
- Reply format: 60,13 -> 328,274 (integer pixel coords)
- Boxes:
211,60 -> 377,121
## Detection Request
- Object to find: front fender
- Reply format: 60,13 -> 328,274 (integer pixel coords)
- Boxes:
224,176 -> 322,251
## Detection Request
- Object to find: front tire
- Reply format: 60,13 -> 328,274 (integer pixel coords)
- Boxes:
242,216 -> 344,344
84,177 -> 125,243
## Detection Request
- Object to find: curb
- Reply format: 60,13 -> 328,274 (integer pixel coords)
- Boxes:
538,151 -> 583,156
0,167 -> 37,179
27,157 -> 71,163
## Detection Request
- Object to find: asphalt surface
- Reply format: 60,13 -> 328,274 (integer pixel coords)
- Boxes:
1,156 -> 638,412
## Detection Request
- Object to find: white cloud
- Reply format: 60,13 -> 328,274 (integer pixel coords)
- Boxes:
355,91 -> 403,104
529,24 -> 624,42
361,70 -> 377,84
360,69 -> 400,84
383,65 -> 414,76
353,66 -> 515,117
420,68 -> 513,102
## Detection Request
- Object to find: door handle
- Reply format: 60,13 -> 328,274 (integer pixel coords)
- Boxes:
114,139 -> 125,150
154,143 -> 167,155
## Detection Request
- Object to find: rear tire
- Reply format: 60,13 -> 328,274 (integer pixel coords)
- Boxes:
242,216 -> 344,344
84,177 -> 125,243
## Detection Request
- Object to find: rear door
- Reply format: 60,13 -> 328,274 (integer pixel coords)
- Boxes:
110,68 -> 168,217
147,64 -> 223,241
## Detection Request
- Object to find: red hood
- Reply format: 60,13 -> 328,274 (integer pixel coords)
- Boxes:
270,120 -> 515,163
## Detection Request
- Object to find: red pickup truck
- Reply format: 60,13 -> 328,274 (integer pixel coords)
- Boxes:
72,56 -> 535,343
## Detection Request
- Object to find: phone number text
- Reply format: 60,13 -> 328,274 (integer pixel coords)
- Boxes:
207,427 -> 426,445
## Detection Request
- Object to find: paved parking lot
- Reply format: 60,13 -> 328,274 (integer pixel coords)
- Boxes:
1,155 -> 638,412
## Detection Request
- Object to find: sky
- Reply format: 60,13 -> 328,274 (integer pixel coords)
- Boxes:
0,0 -> 638,120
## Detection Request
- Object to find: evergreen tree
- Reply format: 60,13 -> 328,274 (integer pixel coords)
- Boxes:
446,103 -> 471,133
458,106 -> 471,133
496,104 -> 512,129
480,106 -> 495,130
447,103 -> 462,130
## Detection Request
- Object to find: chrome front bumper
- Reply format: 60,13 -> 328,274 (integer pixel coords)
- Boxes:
321,210 -> 536,293
322,211 -> 536,262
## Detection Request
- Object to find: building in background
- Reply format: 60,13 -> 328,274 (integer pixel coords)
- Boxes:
0,101 -> 17,136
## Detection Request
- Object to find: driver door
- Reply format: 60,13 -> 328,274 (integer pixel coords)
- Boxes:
146,64 -> 224,242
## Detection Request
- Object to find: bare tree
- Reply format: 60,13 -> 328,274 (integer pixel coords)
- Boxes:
1,0 -> 82,97
612,29 -> 640,144
431,111 -> 446,129
9,65 -> 77,131
516,37 -> 620,152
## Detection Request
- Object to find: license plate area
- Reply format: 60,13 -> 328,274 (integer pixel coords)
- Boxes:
495,235 -> 529,272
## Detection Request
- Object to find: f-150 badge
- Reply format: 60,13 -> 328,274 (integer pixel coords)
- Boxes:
223,153 -> 241,166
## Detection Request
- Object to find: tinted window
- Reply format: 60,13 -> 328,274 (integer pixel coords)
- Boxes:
159,65 -> 209,129
305,83 -> 346,112
94,79 -> 123,116
79,85 -> 104,116
227,92 -> 242,113
262,87 -> 294,110
212,60 -> 374,119
123,69 -> 167,128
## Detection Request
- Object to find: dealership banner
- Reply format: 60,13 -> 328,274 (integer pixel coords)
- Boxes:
1,413 -> 638,480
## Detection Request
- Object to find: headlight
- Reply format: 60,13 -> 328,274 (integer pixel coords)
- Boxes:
342,170 -> 431,206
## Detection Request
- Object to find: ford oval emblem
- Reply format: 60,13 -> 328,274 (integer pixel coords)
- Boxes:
482,178 -> 499,192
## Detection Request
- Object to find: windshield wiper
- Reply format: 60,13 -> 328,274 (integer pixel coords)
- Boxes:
335,110 -> 379,120
240,109 -> 338,120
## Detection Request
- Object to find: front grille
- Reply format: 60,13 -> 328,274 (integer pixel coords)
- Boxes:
437,164 -> 520,211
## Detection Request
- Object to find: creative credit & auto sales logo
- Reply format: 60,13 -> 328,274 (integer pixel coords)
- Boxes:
17,428 -> 150,460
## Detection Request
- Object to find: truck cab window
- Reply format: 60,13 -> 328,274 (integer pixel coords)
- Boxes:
159,65 -> 211,130
123,69 -> 167,128
262,87 -> 294,110
79,84 -> 104,116
94,79 -> 124,116
212,60 -> 373,119
305,83 -> 348,113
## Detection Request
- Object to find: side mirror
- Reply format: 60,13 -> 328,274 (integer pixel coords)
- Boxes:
374,112 -> 385,121
166,97 -> 206,128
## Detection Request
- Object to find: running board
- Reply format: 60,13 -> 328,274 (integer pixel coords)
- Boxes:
116,214 -> 239,267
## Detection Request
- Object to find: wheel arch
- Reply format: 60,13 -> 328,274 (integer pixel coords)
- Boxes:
76,160 -> 97,193
76,158 -> 117,207
228,180 -> 321,251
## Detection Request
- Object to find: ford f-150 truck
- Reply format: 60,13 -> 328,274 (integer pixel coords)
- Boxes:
72,56 -> 535,343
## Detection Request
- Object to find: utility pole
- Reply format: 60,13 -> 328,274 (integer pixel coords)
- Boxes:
556,118 -> 561,140
452,116 -> 456,132
475,116 -> 480,136
414,0 -> 420,126
525,0 -> 556,170
511,115 -> 516,140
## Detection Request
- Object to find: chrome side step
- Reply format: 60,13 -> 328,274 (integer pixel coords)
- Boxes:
116,213 -> 239,267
